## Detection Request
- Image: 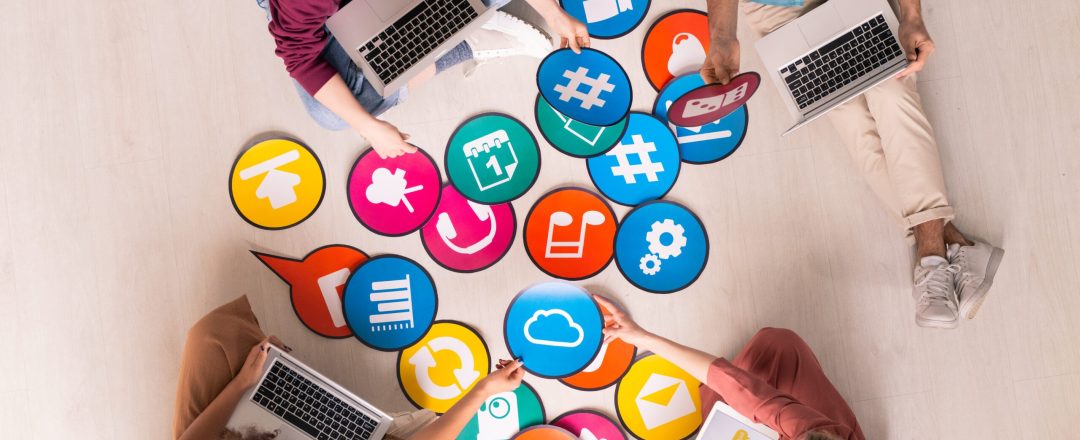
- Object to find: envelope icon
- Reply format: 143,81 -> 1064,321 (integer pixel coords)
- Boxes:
635,373 -> 696,430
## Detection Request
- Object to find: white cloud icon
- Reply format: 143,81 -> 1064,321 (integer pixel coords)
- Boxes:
523,309 -> 585,348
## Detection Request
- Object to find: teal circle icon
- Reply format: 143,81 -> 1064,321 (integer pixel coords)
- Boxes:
534,94 -> 627,158
445,113 -> 541,204
456,382 -> 546,439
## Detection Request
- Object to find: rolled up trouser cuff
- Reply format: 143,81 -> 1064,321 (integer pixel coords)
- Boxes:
902,205 -> 955,231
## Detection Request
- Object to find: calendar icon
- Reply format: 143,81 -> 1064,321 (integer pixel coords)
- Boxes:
463,130 -> 519,191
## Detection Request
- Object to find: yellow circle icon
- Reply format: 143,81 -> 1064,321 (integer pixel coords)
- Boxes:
398,321 -> 490,414
230,138 -> 325,229
616,353 -> 702,440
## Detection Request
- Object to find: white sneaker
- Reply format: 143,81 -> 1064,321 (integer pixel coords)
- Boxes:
913,256 -> 960,329
948,241 -> 1005,319
466,11 -> 552,64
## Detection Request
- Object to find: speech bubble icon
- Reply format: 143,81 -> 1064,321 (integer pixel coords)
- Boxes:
253,245 -> 368,338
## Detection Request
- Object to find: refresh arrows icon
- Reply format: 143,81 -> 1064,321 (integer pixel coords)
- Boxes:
408,336 -> 481,400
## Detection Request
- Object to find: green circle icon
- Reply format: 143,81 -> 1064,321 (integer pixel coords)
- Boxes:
456,382 -> 545,439
446,113 -> 541,204
534,95 -> 627,158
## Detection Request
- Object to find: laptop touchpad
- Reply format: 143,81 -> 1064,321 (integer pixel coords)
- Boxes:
368,0 -> 411,22
798,3 -> 844,45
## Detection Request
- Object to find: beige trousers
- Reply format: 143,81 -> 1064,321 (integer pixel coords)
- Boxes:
741,0 -> 954,234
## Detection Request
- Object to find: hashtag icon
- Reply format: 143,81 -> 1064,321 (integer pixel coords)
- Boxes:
553,67 -> 616,110
607,135 -> 665,184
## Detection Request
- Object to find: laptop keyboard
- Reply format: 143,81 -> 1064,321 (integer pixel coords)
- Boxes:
252,360 -> 379,440
359,0 -> 479,86
780,14 -> 904,111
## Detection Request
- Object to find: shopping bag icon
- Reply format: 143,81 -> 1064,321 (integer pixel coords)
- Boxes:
464,130 -> 519,191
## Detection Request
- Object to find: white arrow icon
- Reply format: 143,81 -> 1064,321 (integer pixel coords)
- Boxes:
408,336 -> 480,400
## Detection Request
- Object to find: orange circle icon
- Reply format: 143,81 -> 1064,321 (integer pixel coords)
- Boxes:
560,302 -> 637,390
524,188 -> 617,280
642,10 -> 710,91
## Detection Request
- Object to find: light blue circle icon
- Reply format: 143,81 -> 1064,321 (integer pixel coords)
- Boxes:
587,112 -> 681,206
615,201 -> 708,293
504,282 -> 603,378
560,0 -> 651,39
343,255 -> 438,351
537,48 -> 632,127
654,73 -> 749,164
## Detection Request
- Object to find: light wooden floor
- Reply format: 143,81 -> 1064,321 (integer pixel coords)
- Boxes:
3,0 -> 1079,438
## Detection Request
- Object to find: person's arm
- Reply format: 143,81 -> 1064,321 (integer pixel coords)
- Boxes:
895,0 -> 934,78
312,75 -> 416,158
406,360 -> 526,440
177,338 -> 280,440
594,296 -> 856,440
701,0 -> 742,84
524,0 -> 590,53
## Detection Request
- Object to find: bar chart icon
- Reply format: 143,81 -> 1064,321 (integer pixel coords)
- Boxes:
369,275 -> 415,332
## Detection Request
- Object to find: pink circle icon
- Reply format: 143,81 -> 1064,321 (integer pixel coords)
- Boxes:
348,149 -> 442,236
421,184 -> 516,273
551,410 -> 626,440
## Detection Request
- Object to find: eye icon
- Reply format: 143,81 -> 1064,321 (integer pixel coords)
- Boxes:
489,397 -> 512,419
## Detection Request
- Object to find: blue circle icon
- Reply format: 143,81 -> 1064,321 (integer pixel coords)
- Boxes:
504,282 -> 603,378
343,255 -> 438,351
615,201 -> 709,293
587,112 -> 681,206
537,48 -> 632,127
654,73 -> 749,164
560,0 -> 651,39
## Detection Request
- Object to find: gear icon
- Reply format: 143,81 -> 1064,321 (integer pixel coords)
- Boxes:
645,219 -> 687,259
639,254 -> 661,275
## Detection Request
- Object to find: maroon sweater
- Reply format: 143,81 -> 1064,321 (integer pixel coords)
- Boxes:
267,0 -> 341,95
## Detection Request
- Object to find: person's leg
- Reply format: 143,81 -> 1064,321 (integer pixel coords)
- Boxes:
738,0 -> 828,35
173,296 -> 266,439
383,410 -> 438,440
731,328 -> 865,438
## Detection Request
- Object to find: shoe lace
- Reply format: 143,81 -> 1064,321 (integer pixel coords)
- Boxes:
918,265 -> 960,308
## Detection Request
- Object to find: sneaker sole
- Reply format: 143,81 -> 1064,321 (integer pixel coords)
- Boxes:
960,246 -> 1005,320
916,316 -> 959,329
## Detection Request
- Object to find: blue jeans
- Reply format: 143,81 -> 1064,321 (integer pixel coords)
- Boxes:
257,0 -> 504,130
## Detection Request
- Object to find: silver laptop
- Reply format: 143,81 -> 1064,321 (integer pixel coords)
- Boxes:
754,0 -> 909,135
226,345 -> 393,440
696,401 -> 779,440
327,0 -> 497,95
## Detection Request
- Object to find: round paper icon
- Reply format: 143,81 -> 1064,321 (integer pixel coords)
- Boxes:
229,138 -> 325,229
534,94 -> 627,158
253,245 -> 369,338
654,73 -> 749,164
587,112 -> 681,206
511,425 -> 578,440
421,184 -> 517,273
614,201 -> 709,293
670,72 -> 761,127
342,255 -> 438,351
559,0 -> 651,39
504,282 -> 604,378
615,354 -> 703,440
524,188 -> 617,280
552,410 -> 627,440
641,10 -> 710,91
537,48 -> 632,127
398,321 -> 490,414
445,113 -> 541,204
347,148 -> 442,236
457,382 -> 546,440
560,302 -> 636,390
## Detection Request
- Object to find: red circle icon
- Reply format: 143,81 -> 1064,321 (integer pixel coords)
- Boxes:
560,302 -> 637,390
642,10 -> 710,91
524,188 -> 617,280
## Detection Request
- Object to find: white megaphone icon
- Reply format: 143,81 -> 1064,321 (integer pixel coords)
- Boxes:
582,0 -> 634,24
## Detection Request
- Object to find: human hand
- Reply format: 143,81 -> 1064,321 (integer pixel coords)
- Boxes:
544,10 -> 590,53
593,295 -> 653,348
700,36 -> 741,85
234,336 -> 290,390
896,17 -> 934,78
475,359 -> 525,396
363,120 -> 418,159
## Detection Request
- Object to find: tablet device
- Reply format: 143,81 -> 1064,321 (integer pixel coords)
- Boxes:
696,401 -> 779,440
